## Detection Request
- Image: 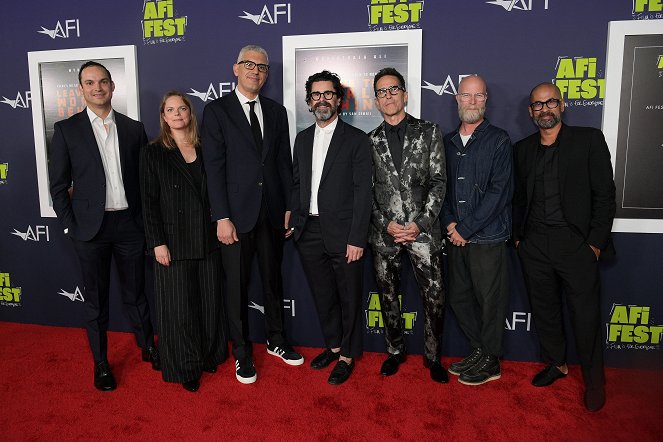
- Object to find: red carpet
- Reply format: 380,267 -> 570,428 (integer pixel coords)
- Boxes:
1,322 -> 661,441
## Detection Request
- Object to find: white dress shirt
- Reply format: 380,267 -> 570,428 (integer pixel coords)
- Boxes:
86,107 -> 128,210
309,116 -> 338,215
235,88 -> 264,138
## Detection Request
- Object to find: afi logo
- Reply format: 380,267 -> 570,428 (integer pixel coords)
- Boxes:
248,299 -> 296,317
422,74 -> 472,96
505,312 -> 532,331
239,3 -> 291,25
58,287 -> 84,302
486,0 -> 549,11
37,19 -> 81,39
1,91 -> 31,109
10,226 -> 50,242
187,82 -> 236,102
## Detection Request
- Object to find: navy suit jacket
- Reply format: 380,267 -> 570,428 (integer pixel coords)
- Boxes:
201,91 -> 292,233
290,118 -> 373,253
48,109 -> 147,241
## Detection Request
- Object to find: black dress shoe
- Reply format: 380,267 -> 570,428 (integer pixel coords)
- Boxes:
532,365 -> 567,387
584,386 -> 605,412
380,353 -> 406,376
328,360 -> 354,385
141,346 -> 161,371
310,349 -> 340,370
94,361 -> 116,392
182,378 -> 200,392
428,361 -> 449,384
203,365 -> 217,374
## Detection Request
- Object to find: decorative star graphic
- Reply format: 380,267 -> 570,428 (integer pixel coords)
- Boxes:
186,89 -> 209,102
10,229 -> 28,240
37,26 -> 58,39
238,11 -> 262,25
1,97 -> 19,108
248,301 -> 265,314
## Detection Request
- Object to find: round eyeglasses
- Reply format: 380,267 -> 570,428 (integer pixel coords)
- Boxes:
237,60 -> 270,73
309,90 -> 337,101
529,98 -> 561,111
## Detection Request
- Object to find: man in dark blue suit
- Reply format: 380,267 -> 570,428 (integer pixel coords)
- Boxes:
49,61 -> 159,392
202,45 -> 303,384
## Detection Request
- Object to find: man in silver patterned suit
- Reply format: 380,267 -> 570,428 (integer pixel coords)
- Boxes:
367,67 -> 448,383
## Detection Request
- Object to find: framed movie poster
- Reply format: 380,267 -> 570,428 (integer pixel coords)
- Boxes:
282,30 -> 422,143
603,20 -> 663,233
27,45 -> 139,218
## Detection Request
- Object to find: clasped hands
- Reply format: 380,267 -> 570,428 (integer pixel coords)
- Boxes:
387,221 -> 421,245
446,222 -> 467,247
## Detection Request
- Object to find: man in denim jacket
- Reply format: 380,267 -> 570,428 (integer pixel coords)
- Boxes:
441,75 -> 513,386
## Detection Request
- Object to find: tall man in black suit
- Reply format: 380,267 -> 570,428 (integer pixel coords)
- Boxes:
290,71 -> 372,385
513,82 -> 616,412
49,61 -> 159,392
201,45 -> 303,385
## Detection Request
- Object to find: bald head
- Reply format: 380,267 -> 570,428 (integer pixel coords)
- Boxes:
457,75 -> 488,125
459,75 -> 487,94
529,82 -> 562,102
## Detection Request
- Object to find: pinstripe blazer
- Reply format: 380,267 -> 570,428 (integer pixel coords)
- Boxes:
140,142 -> 219,260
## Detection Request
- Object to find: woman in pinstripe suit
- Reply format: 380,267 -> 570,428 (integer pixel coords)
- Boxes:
140,91 -> 227,392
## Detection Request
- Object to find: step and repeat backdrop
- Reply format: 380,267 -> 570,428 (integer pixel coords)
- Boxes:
1,0 -> 662,369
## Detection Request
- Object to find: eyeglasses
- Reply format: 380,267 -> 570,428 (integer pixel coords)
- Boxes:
529,98 -> 561,111
309,90 -> 337,101
237,60 -> 269,73
375,85 -> 405,98
457,92 -> 487,102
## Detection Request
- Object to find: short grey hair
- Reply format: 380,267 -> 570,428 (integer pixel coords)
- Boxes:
237,45 -> 269,64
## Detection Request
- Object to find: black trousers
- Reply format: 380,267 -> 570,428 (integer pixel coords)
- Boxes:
296,217 -> 363,358
221,202 -> 285,359
372,246 -> 444,362
447,242 -> 509,357
518,225 -> 604,388
71,210 -> 155,363
154,251 -> 227,383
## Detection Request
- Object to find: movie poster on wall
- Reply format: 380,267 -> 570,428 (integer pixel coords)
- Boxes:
282,30 -> 422,143
603,20 -> 663,233
28,46 -> 139,218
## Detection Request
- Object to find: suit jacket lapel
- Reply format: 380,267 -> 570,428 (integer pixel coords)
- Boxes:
166,147 -> 202,201
79,110 -> 105,170
525,135 -> 537,203
557,124 -> 570,197
115,113 -> 129,180
301,126 -> 315,208
260,96 -> 273,161
227,93 -> 261,158
400,116 -> 415,176
320,118 -> 344,185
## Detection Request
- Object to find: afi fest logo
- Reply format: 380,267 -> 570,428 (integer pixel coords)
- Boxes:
606,304 -> 663,350
10,226 -> 50,242
632,0 -> 663,19
486,0 -> 549,11
142,0 -> 187,45
422,74 -> 472,97
552,56 -> 605,108
58,287 -> 84,302
505,311 -> 532,331
37,19 -> 80,39
365,292 -> 417,334
239,3 -> 292,25
187,81 -> 236,102
1,91 -> 31,109
0,273 -> 22,307
368,0 -> 424,31
0,163 -> 7,184
248,299 -> 296,317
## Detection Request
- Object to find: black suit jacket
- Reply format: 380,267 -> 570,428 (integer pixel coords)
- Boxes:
49,109 -> 147,241
513,124 -> 616,255
201,91 -> 292,233
291,118 -> 373,253
140,142 -> 219,260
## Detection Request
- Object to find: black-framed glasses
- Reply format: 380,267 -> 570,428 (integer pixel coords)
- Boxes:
375,85 -> 405,98
237,60 -> 270,73
309,90 -> 337,101
529,98 -> 560,111
457,92 -> 487,102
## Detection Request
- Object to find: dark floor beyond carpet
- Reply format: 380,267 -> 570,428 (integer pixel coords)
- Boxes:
1,322 -> 661,441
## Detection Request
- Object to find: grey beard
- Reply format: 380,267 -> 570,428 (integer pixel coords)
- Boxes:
314,105 -> 335,121
533,112 -> 561,129
459,106 -> 485,124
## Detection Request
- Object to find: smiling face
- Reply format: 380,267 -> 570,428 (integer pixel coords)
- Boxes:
233,50 -> 268,99
374,75 -> 407,121
309,80 -> 340,124
162,95 -> 191,132
528,83 -> 564,129
79,65 -> 114,116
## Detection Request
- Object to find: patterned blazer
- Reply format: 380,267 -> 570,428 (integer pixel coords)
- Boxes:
368,113 -> 447,254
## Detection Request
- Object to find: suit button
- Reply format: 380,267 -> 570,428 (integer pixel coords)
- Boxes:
258,182 -> 263,186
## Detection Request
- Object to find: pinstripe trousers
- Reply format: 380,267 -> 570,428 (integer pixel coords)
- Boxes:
154,250 -> 228,383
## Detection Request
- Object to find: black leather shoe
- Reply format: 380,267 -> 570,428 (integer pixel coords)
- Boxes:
584,386 -> 605,412
428,361 -> 449,384
380,353 -> 406,376
203,365 -> 217,374
328,360 -> 354,385
182,378 -> 200,392
94,361 -> 116,392
310,349 -> 340,370
141,346 -> 161,371
532,365 -> 567,387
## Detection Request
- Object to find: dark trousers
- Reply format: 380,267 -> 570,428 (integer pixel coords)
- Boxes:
372,246 -> 444,362
296,217 -> 363,358
71,210 -> 155,363
518,225 -> 604,388
447,242 -> 509,357
154,251 -> 227,383
221,202 -> 285,359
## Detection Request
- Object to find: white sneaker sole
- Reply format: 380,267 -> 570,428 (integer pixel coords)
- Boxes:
267,348 -> 304,366
236,372 -> 257,384
458,373 -> 501,386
